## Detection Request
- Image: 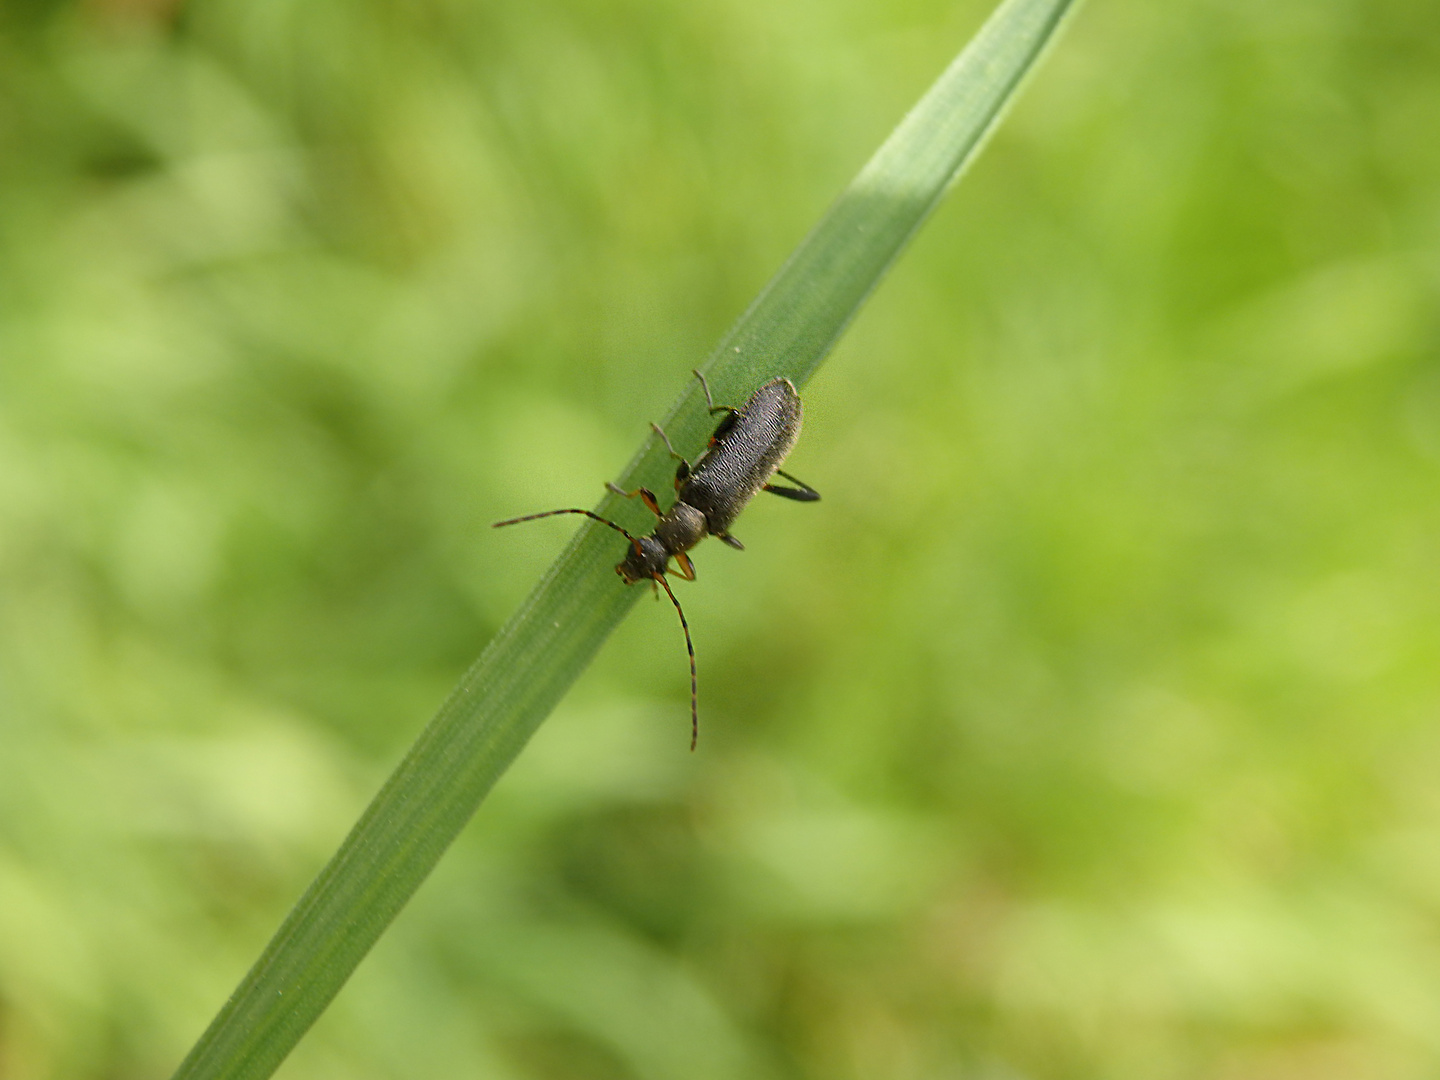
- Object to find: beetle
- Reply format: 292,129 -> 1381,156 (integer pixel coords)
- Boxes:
494,371 -> 819,748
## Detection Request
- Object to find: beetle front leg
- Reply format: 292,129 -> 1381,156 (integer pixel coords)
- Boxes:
605,482 -> 663,518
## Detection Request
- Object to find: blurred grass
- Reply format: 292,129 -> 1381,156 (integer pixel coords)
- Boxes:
3,0 -> 1440,1079
168,2 -> 1077,1073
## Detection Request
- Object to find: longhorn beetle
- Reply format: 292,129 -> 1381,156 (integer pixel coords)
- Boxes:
494,371 -> 820,749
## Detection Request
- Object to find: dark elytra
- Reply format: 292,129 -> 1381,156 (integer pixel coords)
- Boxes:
682,377 -> 805,536
493,371 -> 820,749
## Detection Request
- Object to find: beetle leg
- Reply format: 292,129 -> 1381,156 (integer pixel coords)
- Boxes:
605,482 -> 663,517
718,533 -> 744,551
692,369 -> 717,411
648,423 -> 694,491
692,369 -> 737,417
671,550 -> 697,581
649,422 -> 689,465
763,468 -> 821,502
708,408 -> 740,445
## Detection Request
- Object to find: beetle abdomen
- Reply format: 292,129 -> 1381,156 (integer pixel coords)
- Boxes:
681,378 -> 803,535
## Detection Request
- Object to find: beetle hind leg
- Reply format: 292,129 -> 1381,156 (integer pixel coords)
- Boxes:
763,468 -> 820,502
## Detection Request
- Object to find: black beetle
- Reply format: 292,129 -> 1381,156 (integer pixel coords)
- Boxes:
494,371 -> 819,748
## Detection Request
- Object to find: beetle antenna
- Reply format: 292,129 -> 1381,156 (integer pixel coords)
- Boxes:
492,508 -> 637,542
654,573 -> 698,751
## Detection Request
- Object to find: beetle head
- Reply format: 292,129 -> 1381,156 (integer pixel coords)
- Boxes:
616,535 -> 669,584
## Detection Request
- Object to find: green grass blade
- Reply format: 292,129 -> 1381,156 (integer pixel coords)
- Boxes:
171,1 -> 1078,1076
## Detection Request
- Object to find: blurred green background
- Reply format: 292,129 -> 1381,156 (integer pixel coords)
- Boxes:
3,0 -> 1440,1077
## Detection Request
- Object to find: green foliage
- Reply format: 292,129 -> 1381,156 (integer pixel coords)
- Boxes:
3,0 -> 1440,1079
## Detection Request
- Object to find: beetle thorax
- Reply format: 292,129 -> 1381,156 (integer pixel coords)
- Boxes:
656,501 -> 707,554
